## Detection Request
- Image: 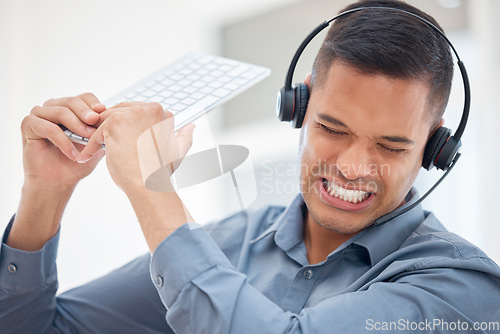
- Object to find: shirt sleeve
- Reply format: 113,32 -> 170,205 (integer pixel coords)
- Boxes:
151,223 -> 500,334
0,216 -> 174,334
0,215 -> 60,334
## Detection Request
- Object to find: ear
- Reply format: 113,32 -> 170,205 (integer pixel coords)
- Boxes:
429,118 -> 445,138
304,73 -> 312,89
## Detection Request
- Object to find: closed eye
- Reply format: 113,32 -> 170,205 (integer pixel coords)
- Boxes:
377,144 -> 407,154
319,123 -> 347,136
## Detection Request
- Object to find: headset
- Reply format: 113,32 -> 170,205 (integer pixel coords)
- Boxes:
276,6 -> 470,224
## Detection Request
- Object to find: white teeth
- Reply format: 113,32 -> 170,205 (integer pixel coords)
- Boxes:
324,179 -> 370,204
345,189 -> 354,202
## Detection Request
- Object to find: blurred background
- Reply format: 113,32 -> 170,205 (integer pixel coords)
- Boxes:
1,0 -> 498,292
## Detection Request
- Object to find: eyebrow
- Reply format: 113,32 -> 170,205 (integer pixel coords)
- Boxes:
317,113 -> 348,128
380,135 -> 415,145
317,113 -> 415,145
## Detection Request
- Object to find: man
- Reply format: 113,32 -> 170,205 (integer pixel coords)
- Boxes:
1,0 -> 499,333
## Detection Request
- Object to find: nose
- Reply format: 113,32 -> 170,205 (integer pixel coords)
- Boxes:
336,141 -> 374,180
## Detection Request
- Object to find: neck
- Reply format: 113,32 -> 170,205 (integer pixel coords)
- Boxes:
303,213 -> 358,265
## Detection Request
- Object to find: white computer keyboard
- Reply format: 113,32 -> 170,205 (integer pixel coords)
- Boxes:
106,52 -> 271,130
62,52 -> 270,146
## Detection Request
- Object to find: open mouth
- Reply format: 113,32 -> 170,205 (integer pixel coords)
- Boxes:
322,178 -> 373,204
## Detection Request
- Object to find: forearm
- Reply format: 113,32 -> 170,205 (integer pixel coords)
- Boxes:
7,183 -> 74,251
125,185 -> 192,253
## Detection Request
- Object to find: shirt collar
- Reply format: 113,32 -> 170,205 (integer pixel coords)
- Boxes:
351,188 -> 426,265
251,188 -> 426,266
250,194 -> 305,252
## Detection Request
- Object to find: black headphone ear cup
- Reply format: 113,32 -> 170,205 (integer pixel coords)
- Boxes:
276,87 -> 295,122
422,127 -> 452,170
291,83 -> 310,128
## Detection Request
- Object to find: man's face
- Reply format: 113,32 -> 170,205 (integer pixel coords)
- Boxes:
299,62 -> 433,234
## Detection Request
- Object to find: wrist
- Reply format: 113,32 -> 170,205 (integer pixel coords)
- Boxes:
7,183 -> 75,251
23,174 -> 79,190
126,186 -> 190,253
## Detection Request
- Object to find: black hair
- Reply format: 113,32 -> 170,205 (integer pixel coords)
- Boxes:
312,0 -> 454,127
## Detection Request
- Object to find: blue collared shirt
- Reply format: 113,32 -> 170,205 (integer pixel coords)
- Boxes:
1,189 -> 500,333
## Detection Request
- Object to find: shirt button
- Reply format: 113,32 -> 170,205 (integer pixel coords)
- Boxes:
7,263 -> 17,273
156,275 -> 164,287
303,269 -> 314,280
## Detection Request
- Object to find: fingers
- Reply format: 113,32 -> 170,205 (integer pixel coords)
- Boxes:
94,101 -> 149,128
76,104 -> 182,165
21,115 -> 79,161
42,93 -> 105,127
31,105 -> 97,139
21,92 -> 106,162
76,122 -> 105,163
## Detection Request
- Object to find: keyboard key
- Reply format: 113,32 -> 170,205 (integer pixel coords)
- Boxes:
201,75 -> 216,83
174,92 -> 188,99
178,80 -> 191,87
212,88 -> 231,98
149,95 -> 164,103
192,81 -> 205,88
159,91 -> 173,98
219,65 -> 232,72
141,90 -> 157,98
224,83 -> 239,91
181,97 -> 196,106
189,63 -> 202,70
170,73 -> 183,81
175,95 -> 219,128
186,74 -> 201,81
209,81 -> 223,89
172,103 -> 188,112
183,86 -> 197,94
191,92 -> 205,99
164,97 -> 180,105
218,76 -> 232,83
169,85 -> 183,92
196,69 -> 209,76
211,70 -> 223,77
161,78 -> 174,86
201,87 -> 214,94
151,84 -> 165,92
227,64 -> 250,77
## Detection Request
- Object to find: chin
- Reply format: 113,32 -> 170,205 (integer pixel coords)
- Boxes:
320,210 -> 375,233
